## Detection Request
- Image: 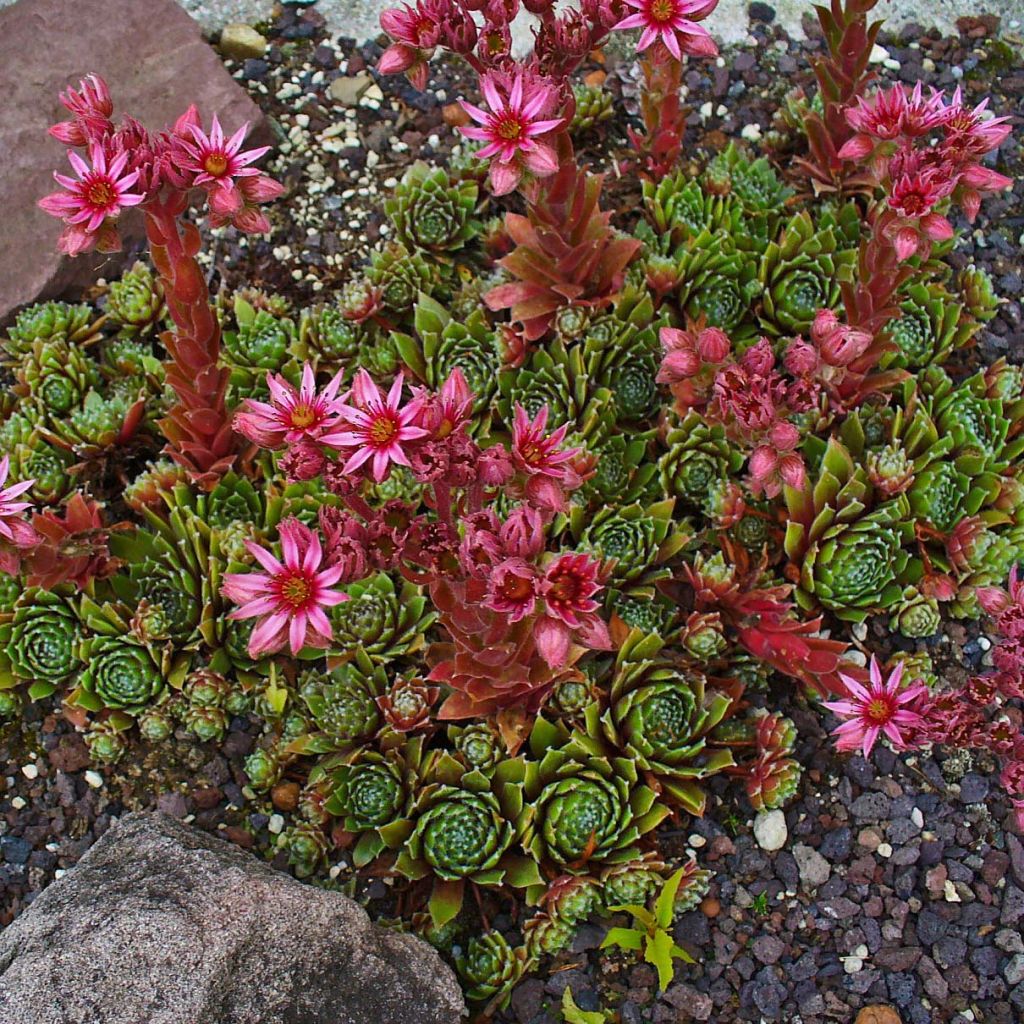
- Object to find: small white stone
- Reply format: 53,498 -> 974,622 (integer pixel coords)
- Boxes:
54,869 -> 66,880
268,814 -> 285,835
923,58 -> 937,72
844,956 -> 864,973
295,113 -> 310,129
978,636 -> 992,651
877,842 -> 893,858
883,58 -> 901,72
20,764 -> 38,780
854,944 -> 869,958
944,879 -> 962,903
85,771 -> 104,789
911,808 -> 924,828
753,809 -> 787,852
869,44 -> 889,64
11,796 -> 26,810
845,648 -> 868,667
366,151 -> 380,169
852,622 -> 868,641
699,101 -> 713,121
689,834 -> 707,848
741,123 -> 762,142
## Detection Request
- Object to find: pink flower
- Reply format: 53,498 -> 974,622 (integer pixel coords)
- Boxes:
810,311 -> 874,368
234,364 -> 346,449
459,70 -> 563,195
417,367 -> 475,438
0,456 -> 39,573
510,404 -> 579,483
321,370 -> 429,482
613,0 -> 719,61
49,74 -> 114,145
536,552 -> 612,668
178,115 -> 270,211
379,2 -> 442,91
221,519 -> 348,656
748,422 -> 805,498
486,558 -> 540,622
38,143 -> 144,254
824,657 -> 928,758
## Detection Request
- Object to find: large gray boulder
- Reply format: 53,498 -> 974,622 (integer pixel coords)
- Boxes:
0,812 -> 465,1024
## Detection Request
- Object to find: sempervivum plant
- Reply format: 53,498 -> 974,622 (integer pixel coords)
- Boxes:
2,588 -> 83,700
384,161 -> 481,257
106,260 -> 166,336
329,573 -> 435,664
575,631 -> 739,815
73,635 -> 168,714
455,931 -> 527,1007
4,301 -> 102,356
518,716 -> 669,872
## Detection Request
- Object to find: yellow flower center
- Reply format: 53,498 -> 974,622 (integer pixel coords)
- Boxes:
87,181 -> 116,208
496,115 -> 525,142
650,0 -> 676,23
290,403 -> 316,428
866,698 -> 891,724
278,572 -> 312,608
369,415 -> 399,447
204,153 -> 229,176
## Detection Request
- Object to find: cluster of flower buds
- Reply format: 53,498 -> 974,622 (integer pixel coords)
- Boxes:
226,364 -> 612,688
658,325 -> 815,497
38,74 -> 282,254
839,83 -> 1012,260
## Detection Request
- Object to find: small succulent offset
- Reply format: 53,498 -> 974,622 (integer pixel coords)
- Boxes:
3,0 -> 1017,1010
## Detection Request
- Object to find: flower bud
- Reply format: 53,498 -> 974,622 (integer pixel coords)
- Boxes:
783,338 -> 818,377
819,324 -> 872,367
809,308 -> 839,344
696,327 -> 730,363
768,420 -> 800,451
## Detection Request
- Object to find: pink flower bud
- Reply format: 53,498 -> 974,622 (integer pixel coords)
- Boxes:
379,43 -> 417,76
696,327 -> 730,363
784,339 -> 818,377
741,338 -> 774,375
820,324 -> 873,368
778,452 -> 806,490
769,420 -> 800,451
893,226 -> 920,262
837,134 -> 875,161
748,446 -> 777,482
921,212 -> 953,242
478,446 -> 514,486
658,347 -> 701,382
810,309 -> 840,344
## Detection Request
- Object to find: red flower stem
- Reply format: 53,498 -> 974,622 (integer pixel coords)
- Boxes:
143,192 -> 236,488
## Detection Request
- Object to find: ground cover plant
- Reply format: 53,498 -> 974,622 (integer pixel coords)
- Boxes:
2,0 -> 1023,1012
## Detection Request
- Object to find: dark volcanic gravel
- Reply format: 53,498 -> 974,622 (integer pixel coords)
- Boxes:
2,5 -> 1024,1024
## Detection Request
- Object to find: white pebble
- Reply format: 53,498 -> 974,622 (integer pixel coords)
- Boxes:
268,814 -> 285,834
741,123 -> 762,142
877,842 -> 893,858
699,101 -> 713,121
754,809 -> 788,852
869,44 -> 889,64
20,764 -> 38,780
11,796 -> 25,810
844,956 -> 864,973
85,771 -> 104,789
944,879 -> 962,903
911,808 -> 924,828
689,834 -> 707,848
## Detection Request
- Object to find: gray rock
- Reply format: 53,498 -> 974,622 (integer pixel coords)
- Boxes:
793,844 -> 830,890
0,812 -> 464,1024
1005,954 -> 1024,986
0,0 -> 268,324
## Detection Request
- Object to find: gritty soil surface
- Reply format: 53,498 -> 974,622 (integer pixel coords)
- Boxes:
2,5 -> 1024,1023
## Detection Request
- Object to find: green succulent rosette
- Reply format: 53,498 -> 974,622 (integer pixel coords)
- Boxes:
890,587 -> 941,639
574,431 -> 659,511
393,295 -> 502,421
7,437 -> 75,506
449,721 -> 504,772
571,83 -> 614,135
2,588 -> 84,700
329,573 -> 435,664
572,499 -> 688,590
384,161 -> 481,256
289,649 -> 386,754
575,631 -> 737,815
798,497 -> 915,621
293,306 -> 363,376
75,636 -> 167,714
957,264 -> 999,323
5,301 -> 101,356
756,205 -> 858,337
881,282 -> 976,370
106,261 -> 166,336
244,746 -> 283,792
17,339 -> 100,416
455,931 -> 527,1006
85,720 -> 131,764
370,242 -> 439,317
517,716 -> 669,874
497,338 -> 612,433
283,821 -> 329,879
659,411 -> 743,505
47,389 -> 142,454
389,753 -> 540,926
671,228 -> 761,338
600,852 -> 670,909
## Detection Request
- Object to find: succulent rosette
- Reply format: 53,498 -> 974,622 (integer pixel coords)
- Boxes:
455,931 -> 527,1006
3,588 -> 84,699
106,260 -> 166,336
329,573 -> 435,664
518,716 -> 669,872
659,411 -> 743,506
384,161 -> 481,256
575,632 -> 738,815
5,300 -> 102,356
75,636 -> 167,714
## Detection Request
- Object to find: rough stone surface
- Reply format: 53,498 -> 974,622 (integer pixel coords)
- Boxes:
0,812 -> 464,1024
0,0 -> 268,324
753,809 -> 788,852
